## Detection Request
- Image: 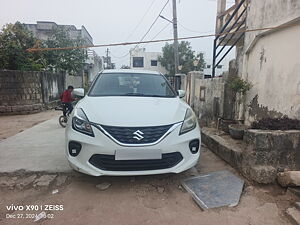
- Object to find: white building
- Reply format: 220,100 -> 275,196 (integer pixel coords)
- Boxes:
129,47 -> 167,74
86,50 -> 103,82
203,58 -> 229,77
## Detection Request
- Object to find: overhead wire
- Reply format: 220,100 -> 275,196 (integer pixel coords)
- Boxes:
124,0 -> 157,41
27,22 -> 300,52
178,22 -> 214,34
111,0 -> 157,58
108,0 -> 170,60
138,0 -> 170,43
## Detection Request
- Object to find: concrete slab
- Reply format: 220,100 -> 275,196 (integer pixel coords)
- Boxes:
0,117 -> 72,174
182,170 -> 244,210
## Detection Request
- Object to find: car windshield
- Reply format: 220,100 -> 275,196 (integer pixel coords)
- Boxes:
88,73 -> 176,97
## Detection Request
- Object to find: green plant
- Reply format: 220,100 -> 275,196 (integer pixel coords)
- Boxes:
228,77 -> 252,94
0,22 -> 87,73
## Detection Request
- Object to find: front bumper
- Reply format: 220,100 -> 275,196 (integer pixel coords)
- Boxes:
65,122 -> 201,176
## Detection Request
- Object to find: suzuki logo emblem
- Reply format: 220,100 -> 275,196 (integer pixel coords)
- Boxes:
133,130 -> 144,141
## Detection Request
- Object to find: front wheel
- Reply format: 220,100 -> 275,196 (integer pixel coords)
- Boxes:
59,115 -> 68,128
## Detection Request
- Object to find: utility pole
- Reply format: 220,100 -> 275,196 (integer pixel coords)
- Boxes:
172,0 -> 180,75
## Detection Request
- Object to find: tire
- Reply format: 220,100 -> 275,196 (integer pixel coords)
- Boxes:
59,115 -> 68,128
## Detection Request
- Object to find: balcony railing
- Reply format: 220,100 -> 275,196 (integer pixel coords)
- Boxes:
212,0 -> 248,77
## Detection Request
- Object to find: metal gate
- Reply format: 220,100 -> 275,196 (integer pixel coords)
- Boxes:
165,75 -> 182,91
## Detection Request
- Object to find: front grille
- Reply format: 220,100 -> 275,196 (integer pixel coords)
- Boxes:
100,124 -> 173,144
89,152 -> 183,171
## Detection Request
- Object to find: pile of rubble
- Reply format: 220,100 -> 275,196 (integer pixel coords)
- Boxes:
278,171 -> 300,225
0,174 -> 68,190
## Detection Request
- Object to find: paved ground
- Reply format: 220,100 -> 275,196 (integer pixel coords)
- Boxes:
0,110 -> 60,141
0,112 -> 298,225
0,114 -> 71,174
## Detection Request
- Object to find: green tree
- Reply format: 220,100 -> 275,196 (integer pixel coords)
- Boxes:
42,27 -> 87,74
0,22 -> 87,73
0,22 -> 43,70
158,41 -> 205,75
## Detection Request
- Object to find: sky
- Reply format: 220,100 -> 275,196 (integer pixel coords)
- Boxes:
0,0 -> 235,68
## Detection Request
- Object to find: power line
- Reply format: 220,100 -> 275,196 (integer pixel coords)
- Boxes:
111,0 -> 157,58
178,22 -> 214,34
112,23 -> 171,61
151,23 -> 171,41
138,0 -> 170,43
109,0 -> 170,60
138,22 -> 171,50
27,22 -> 300,52
111,22 -> 171,60
124,0 -> 157,41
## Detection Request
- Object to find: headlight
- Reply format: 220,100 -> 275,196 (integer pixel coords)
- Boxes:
72,108 -> 94,137
180,108 -> 197,135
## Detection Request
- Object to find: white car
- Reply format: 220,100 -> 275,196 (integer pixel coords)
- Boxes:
66,69 -> 201,176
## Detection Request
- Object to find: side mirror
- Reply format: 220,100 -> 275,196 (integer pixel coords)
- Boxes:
73,88 -> 85,97
177,90 -> 186,98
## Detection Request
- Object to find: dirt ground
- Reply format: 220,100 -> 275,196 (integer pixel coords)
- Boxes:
0,146 -> 298,225
0,110 -> 60,140
0,111 -> 298,225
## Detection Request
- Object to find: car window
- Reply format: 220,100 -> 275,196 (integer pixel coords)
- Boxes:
89,73 -> 176,97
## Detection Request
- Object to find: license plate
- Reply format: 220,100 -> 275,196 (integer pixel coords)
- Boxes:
115,149 -> 162,161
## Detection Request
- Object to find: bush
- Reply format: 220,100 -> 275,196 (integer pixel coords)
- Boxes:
228,77 -> 252,94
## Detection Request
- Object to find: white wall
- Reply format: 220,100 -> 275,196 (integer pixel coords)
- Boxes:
130,48 -> 167,74
241,0 -> 300,124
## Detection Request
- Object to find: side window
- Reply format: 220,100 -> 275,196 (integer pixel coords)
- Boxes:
132,57 -> 144,68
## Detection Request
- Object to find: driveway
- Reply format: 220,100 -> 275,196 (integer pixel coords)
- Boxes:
0,117 -> 72,174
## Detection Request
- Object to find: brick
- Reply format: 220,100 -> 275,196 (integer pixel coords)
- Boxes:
0,106 -> 12,113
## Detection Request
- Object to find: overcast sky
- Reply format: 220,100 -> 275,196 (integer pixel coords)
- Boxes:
0,0 -> 234,68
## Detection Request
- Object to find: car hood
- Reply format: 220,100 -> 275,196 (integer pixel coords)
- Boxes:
76,96 -> 188,126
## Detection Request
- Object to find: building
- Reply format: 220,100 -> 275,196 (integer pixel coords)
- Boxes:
25,21 -> 93,45
86,50 -> 103,82
129,47 -> 167,74
203,58 -> 228,77
24,21 -> 103,85
213,0 -> 300,124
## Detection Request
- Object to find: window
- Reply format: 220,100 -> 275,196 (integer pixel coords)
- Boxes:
151,60 -> 158,66
207,65 -> 211,69
132,57 -> 144,67
217,65 -> 223,69
89,73 -> 176,98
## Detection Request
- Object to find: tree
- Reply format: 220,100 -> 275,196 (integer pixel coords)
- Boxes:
158,41 -> 205,75
0,22 -> 43,71
0,22 -> 87,73
41,27 -> 87,74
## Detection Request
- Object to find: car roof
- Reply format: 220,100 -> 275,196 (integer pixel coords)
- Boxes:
101,69 -> 162,75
